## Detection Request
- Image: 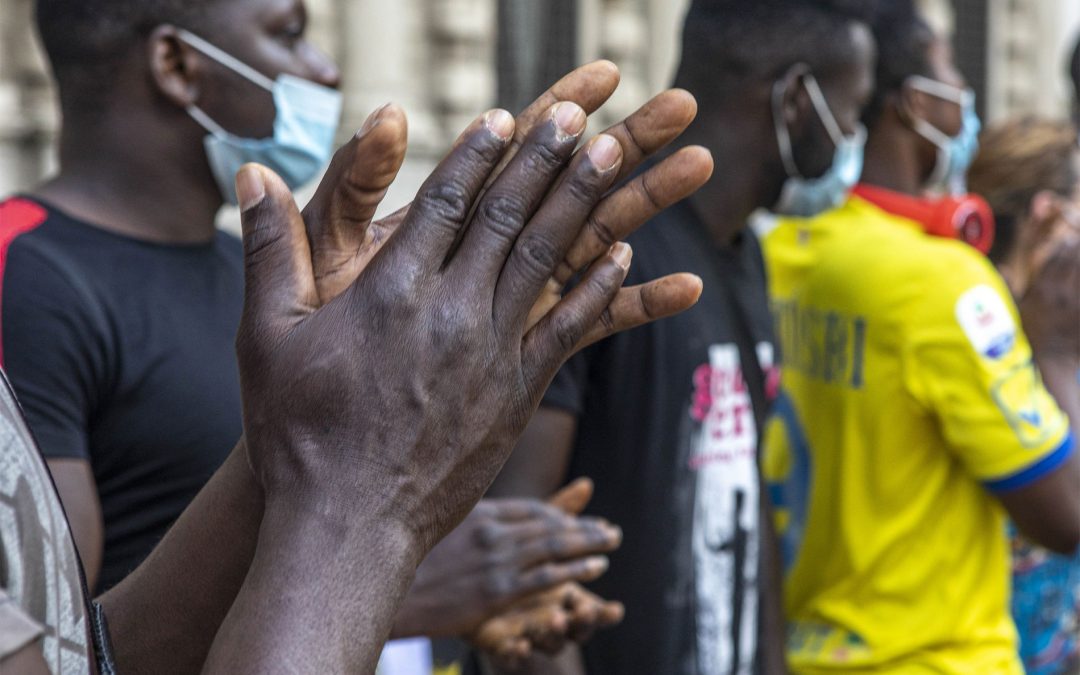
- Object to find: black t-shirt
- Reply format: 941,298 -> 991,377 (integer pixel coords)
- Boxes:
542,199 -> 778,675
0,196 -> 244,592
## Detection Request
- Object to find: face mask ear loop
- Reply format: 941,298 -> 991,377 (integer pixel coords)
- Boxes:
908,115 -> 952,188
176,28 -> 276,92
906,75 -> 970,106
903,75 -> 970,148
773,77 -> 805,179
186,104 -> 232,139
802,74 -> 846,147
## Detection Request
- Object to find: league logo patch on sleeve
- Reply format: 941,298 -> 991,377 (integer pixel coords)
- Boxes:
991,361 -> 1068,448
955,285 -> 1016,360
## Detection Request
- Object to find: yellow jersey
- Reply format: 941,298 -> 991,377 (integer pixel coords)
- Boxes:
759,195 -> 1074,674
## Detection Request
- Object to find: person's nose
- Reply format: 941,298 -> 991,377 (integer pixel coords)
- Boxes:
303,43 -> 341,89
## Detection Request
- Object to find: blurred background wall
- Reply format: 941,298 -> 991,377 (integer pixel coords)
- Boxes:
1,0 -> 1078,219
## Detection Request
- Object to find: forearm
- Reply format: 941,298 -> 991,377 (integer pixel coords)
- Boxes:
1038,353 -> 1080,432
99,441 -> 263,674
46,458 -> 104,591
201,494 -> 425,673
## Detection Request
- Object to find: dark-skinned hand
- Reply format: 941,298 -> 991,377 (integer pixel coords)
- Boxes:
472,581 -> 624,671
211,63 -> 708,674
1001,201 -> 1080,300
466,479 -> 624,668
393,479 -> 621,640
227,61 -> 703,659
235,89 -> 706,554
1018,234 -> 1080,360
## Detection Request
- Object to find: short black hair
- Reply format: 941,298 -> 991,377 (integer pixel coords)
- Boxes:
674,0 -> 871,109
859,0 -> 936,129
35,0 -> 219,101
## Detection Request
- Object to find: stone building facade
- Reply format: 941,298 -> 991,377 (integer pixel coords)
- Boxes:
1,0 -> 1078,207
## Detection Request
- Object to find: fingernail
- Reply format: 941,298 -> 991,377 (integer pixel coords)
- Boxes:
357,102 -> 392,137
235,166 -> 266,212
588,556 -> 610,573
484,109 -> 515,140
589,135 -> 621,171
553,102 -> 587,138
611,242 -> 632,269
605,524 -> 623,541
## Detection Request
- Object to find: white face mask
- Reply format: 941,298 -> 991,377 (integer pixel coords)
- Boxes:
771,73 -> 866,218
177,29 -> 343,205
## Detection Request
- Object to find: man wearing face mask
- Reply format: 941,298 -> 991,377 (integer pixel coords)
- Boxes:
759,3 -> 1080,672
488,1 -> 874,673
0,0 -> 716,665
1,0 -> 344,597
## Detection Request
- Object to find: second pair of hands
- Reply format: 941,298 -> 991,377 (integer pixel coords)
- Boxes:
400,478 -> 623,666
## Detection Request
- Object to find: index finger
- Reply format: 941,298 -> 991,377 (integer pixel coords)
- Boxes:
497,60 -> 622,175
598,88 -> 699,185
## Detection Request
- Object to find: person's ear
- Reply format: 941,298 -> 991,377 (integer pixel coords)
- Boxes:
896,79 -> 933,125
775,63 -> 813,133
147,25 -> 203,109
1029,189 -> 1062,224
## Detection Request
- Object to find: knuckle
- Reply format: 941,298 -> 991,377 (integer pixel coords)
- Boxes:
369,267 -> 420,314
551,311 -> 587,354
620,118 -> 649,156
462,131 -> 506,165
429,323 -> 472,360
544,535 -> 569,557
484,572 -> 516,599
586,271 -> 619,301
531,501 -> 558,521
242,219 -> 288,269
532,564 -> 558,588
598,306 -> 616,334
476,523 -> 502,549
525,141 -> 568,176
562,170 -> 607,207
479,195 -> 528,242
635,174 -> 664,211
586,212 -> 618,249
416,182 -> 472,224
514,233 -> 562,282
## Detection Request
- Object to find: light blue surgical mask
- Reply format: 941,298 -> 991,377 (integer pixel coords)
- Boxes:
771,73 -> 866,218
178,30 -> 342,205
905,75 -> 980,195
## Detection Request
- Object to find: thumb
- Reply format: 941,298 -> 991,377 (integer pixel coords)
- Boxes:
236,164 -> 319,342
548,477 -> 594,515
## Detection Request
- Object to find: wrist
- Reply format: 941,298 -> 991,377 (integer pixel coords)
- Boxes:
203,497 -> 427,674
261,490 -> 426,569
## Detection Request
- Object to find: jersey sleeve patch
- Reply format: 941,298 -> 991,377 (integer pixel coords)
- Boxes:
955,284 -> 1016,360
991,360 -> 1068,449
984,432 -> 1075,493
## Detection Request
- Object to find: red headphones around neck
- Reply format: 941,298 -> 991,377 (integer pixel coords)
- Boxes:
852,184 -> 995,255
